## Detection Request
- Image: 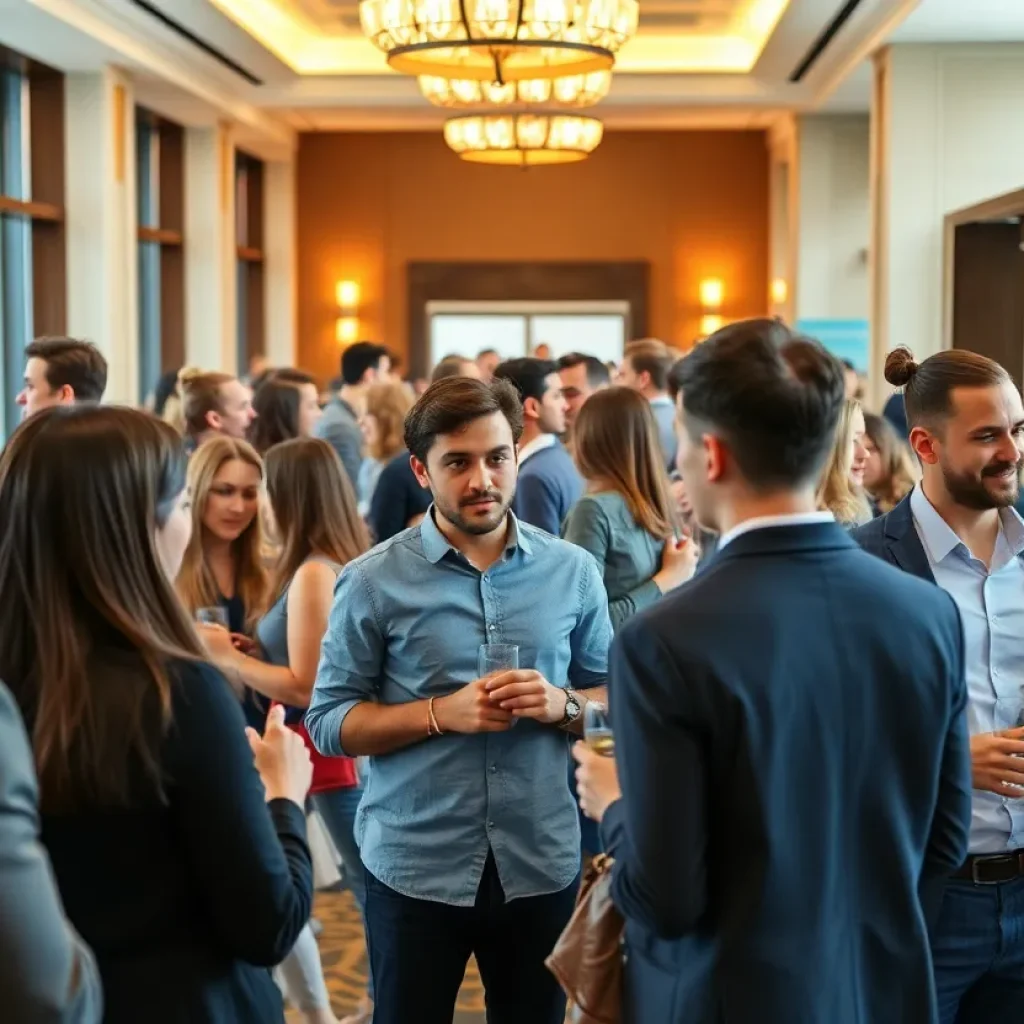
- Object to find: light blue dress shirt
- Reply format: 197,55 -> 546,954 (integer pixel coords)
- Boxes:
306,509 -> 612,906
910,484 -> 1024,853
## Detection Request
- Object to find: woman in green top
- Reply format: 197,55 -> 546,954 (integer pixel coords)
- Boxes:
562,387 -> 697,630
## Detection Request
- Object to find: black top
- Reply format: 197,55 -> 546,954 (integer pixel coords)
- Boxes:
31,660 -> 312,1024
368,450 -> 432,543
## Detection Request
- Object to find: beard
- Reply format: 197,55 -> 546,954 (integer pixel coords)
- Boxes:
434,489 -> 512,535
941,457 -> 1020,510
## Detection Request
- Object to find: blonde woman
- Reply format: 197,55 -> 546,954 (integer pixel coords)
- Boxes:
817,398 -> 872,526
357,381 -> 415,514
863,412 -> 918,513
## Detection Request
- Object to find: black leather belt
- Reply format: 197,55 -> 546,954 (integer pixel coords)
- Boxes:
952,852 -> 1024,884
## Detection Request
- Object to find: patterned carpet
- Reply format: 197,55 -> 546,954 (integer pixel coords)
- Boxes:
286,889 -> 486,1023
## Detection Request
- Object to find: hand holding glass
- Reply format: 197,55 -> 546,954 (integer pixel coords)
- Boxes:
584,702 -> 615,757
480,644 -> 519,726
196,607 -> 229,629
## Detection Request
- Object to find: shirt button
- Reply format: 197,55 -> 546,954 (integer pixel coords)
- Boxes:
488,624 -> 497,632
488,821 -> 495,829
490,765 -> 497,773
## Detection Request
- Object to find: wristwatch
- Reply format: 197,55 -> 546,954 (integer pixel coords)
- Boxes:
559,687 -> 582,728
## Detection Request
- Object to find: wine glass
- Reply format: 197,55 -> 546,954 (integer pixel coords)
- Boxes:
196,607 -> 229,629
584,702 -> 614,757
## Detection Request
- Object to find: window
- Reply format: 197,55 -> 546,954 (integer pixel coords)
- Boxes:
0,55 -> 65,441
428,301 -> 627,370
136,109 -> 185,402
235,151 -> 264,376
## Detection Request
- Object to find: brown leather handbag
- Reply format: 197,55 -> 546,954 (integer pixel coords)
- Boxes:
546,854 -> 625,1024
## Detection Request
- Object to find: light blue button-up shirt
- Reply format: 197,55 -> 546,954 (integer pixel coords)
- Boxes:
910,485 -> 1024,853
306,509 -> 612,906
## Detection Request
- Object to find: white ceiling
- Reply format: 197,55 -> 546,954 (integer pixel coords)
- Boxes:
894,0 -> 1024,43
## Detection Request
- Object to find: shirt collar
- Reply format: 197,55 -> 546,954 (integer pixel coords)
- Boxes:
649,394 -> 674,408
910,483 -> 1024,564
419,507 -> 532,565
518,434 -> 557,465
717,511 -> 835,552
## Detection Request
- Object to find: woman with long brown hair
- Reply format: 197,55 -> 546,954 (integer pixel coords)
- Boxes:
0,405 -> 312,1023
563,386 -> 697,630
863,411 -> 917,513
199,437 -> 374,1024
248,370 -> 323,455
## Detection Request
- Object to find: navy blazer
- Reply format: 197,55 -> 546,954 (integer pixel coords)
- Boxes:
849,493 -> 936,583
601,522 -> 972,1024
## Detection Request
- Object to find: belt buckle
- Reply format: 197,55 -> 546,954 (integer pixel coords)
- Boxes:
970,855 -> 1013,885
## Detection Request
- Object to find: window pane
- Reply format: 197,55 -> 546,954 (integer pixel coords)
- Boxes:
235,156 -> 249,248
0,69 -> 28,201
138,240 -> 161,400
528,314 -> 625,365
0,212 -> 34,440
430,315 -> 526,369
136,118 -> 159,229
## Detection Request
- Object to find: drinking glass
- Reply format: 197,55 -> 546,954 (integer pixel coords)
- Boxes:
196,607 -> 229,629
478,643 -> 519,677
584,702 -> 615,757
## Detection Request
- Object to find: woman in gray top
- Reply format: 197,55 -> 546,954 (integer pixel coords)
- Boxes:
562,387 -> 697,631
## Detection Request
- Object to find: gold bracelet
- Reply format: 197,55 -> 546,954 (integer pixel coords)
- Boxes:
428,697 -> 444,736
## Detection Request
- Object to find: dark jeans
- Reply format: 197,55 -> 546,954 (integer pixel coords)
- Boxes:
364,852 -> 579,1024
934,875 -> 1024,1024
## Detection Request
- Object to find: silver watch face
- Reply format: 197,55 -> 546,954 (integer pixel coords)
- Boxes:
565,695 -> 582,720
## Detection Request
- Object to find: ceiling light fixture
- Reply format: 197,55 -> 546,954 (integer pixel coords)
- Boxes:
419,70 -> 612,107
360,0 -> 638,82
443,112 -> 604,165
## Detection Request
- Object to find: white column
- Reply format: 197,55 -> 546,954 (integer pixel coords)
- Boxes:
184,122 -> 237,372
64,68 -> 138,404
794,115 -> 870,323
869,43 -> 1024,405
263,155 -> 297,368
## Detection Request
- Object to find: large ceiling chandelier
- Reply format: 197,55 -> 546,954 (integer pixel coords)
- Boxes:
419,70 -> 611,107
444,113 -> 604,165
359,0 -> 639,82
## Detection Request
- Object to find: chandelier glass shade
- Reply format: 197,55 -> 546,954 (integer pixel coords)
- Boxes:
359,0 -> 639,81
443,113 -> 604,165
419,70 -> 611,107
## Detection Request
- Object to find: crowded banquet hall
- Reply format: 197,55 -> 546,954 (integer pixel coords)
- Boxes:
2,0 -> 1024,1022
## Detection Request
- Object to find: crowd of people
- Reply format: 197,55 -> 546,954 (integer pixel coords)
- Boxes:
0,319 -> 1022,1024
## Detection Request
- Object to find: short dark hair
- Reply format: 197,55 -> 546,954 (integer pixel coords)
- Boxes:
25,337 -> 108,403
431,355 -> 474,383
624,339 -> 672,392
557,352 -> 611,390
404,377 -> 524,463
667,356 -> 686,401
884,347 -> 1011,429
340,341 -> 389,386
675,318 -> 845,491
493,358 -> 559,405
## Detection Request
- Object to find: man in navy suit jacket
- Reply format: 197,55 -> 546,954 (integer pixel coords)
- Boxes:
575,319 -> 972,1024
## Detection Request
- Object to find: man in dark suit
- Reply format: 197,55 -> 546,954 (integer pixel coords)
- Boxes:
574,319 -> 972,1024
853,346 -> 1024,1024
0,681 -> 102,1023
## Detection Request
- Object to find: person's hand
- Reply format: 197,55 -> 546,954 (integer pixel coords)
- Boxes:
197,623 -> 239,663
485,670 -> 565,725
653,534 -> 699,593
245,705 -> 313,807
433,679 -> 515,734
231,633 -> 259,656
572,742 -> 622,822
971,728 -> 1024,797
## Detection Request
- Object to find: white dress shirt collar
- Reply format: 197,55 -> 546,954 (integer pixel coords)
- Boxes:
518,434 -> 557,465
717,511 -> 836,552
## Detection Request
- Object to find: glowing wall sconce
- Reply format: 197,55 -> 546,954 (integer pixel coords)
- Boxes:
771,278 -> 788,305
700,314 -> 724,337
335,280 -> 360,345
699,278 -> 724,310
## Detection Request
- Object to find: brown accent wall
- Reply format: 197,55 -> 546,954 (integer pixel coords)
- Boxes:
297,129 -> 770,381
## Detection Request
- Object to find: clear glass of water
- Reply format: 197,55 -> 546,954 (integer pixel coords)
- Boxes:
584,702 -> 615,757
196,607 -> 229,629
478,643 -> 519,677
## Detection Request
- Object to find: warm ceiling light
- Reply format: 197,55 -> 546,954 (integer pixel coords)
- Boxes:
336,280 -> 360,310
419,70 -> 612,108
443,113 -> 604,165
699,278 -> 724,309
336,317 -> 359,344
770,278 -> 788,304
360,0 -> 638,82
700,314 -> 724,337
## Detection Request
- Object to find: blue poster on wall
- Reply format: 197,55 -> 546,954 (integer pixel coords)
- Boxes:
796,319 -> 870,373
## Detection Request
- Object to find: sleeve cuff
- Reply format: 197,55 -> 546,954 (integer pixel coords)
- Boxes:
599,797 -> 627,855
306,698 -> 360,757
632,578 -> 663,610
267,797 -> 309,840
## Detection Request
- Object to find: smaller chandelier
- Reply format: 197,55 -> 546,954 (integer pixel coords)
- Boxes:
359,0 -> 638,82
419,70 -> 611,108
444,113 -> 604,165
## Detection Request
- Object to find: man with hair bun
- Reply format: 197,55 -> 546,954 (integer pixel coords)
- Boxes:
854,345 -> 1024,1022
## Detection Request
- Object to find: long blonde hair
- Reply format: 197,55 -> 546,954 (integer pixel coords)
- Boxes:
573,387 -> 677,540
176,436 -> 269,631
817,399 -> 872,526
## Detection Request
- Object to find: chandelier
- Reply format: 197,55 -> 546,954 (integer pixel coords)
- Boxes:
359,0 -> 639,82
443,113 -> 604,165
419,70 -> 611,107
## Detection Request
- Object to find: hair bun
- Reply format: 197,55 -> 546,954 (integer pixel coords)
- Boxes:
884,348 -> 918,388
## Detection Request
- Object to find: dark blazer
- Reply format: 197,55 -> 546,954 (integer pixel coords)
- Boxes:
601,522 -> 972,1024
17,661 -> 312,1024
850,493 -> 935,583
0,681 -> 102,1024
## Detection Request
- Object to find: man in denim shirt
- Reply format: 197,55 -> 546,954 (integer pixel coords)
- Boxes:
306,376 -> 612,1024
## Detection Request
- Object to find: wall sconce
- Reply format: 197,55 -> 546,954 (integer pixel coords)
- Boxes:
335,280 -> 360,345
699,278 -> 724,310
771,278 -> 788,305
700,314 -> 724,337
